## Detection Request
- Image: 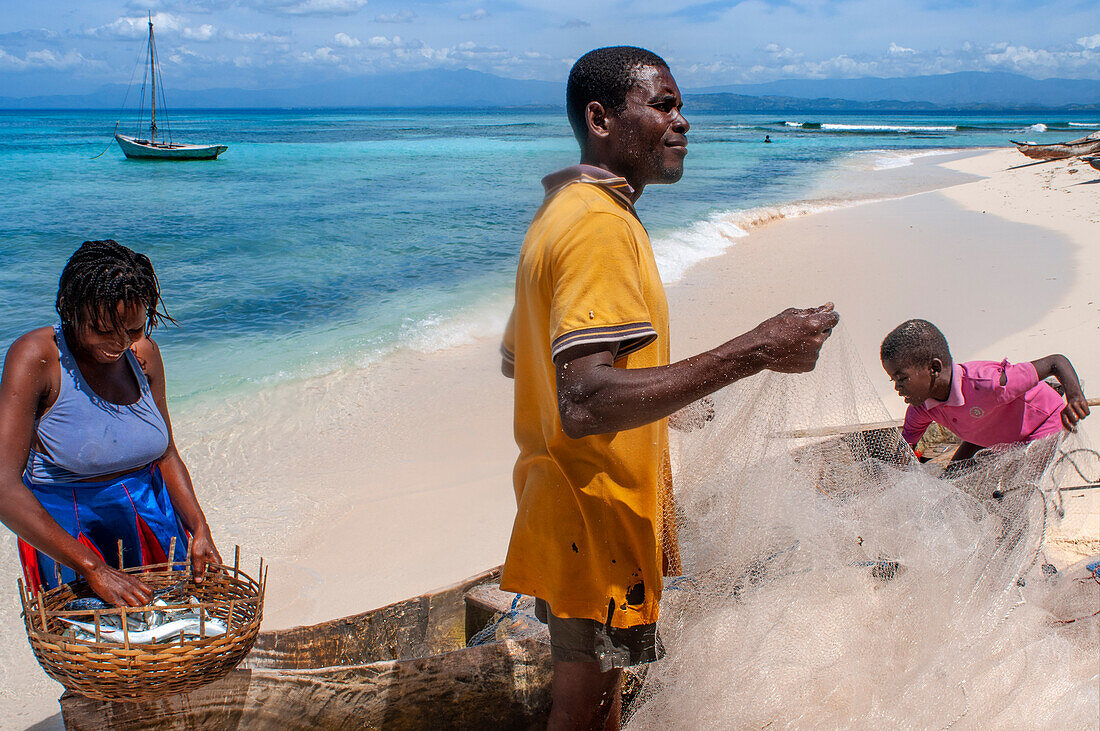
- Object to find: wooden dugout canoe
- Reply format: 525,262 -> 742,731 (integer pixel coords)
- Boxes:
59,567 -> 554,730
1009,133 -> 1100,160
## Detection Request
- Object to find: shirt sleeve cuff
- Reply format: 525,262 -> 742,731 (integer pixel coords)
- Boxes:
550,322 -> 658,361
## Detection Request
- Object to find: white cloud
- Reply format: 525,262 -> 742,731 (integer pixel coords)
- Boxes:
375,9 -> 415,23
87,15 -> 289,45
685,35 -> 1100,85
126,0 -> 235,10
0,46 -> 98,71
85,13 -> 184,39
297,45 -> 340,63
0,29 -> 61,43
458,9 -> 488,21
251,0 -> 368,16
334,32 -> 360,47
1077,34 -> 1100,51
763,43 -> 801,61
225,30 -> 291,44
182,24 -> 217,41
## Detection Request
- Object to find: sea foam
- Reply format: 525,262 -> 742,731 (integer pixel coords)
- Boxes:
651,199 -> 875,283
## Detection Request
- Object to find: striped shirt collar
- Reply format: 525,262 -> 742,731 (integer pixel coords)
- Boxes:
541,164 -> 636,212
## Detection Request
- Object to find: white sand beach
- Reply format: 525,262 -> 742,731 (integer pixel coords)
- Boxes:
2,147 -> 1097,728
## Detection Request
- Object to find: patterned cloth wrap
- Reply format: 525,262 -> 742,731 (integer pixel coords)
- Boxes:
19,463 -> 190,596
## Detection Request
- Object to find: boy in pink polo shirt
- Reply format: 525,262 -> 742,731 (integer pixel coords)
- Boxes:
880,319 -> 1090,465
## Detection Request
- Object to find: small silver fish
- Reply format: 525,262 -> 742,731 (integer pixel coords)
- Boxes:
60,616 -> 227,644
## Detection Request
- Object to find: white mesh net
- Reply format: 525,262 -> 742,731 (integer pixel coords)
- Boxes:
627,328 -> 1099,729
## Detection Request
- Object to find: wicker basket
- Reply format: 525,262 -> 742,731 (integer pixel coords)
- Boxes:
19,551 -> 265,702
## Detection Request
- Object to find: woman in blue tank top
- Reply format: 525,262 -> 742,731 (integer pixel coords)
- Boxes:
0,240 -> 221,606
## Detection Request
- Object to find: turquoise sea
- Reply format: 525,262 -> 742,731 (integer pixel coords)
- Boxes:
1,109 -> 1097,407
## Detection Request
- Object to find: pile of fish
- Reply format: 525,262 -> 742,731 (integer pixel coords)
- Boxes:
58,591 -> 228,645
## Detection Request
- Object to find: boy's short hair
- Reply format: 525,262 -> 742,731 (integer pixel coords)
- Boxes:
880,319 -> 952,367
566,46 -> 669,148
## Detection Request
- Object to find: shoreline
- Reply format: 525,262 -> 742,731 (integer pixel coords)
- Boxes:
162,145 -> 983,416
2,146 -> 1097,727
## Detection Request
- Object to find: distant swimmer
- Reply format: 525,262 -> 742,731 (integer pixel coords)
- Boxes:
764,135 -> 771,143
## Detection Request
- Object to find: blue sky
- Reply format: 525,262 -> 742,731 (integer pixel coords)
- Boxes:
1,0 -> 1098,96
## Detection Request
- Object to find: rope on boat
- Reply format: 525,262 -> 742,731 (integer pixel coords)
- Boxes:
92,35 -> 146,160
90,122 -> 119,160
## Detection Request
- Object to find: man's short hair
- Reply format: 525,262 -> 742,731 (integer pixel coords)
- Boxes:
566,46 -> 669,146
880,319 -> 952,367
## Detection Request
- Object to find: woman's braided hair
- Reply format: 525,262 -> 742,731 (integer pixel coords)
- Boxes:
56,240 -> 173,343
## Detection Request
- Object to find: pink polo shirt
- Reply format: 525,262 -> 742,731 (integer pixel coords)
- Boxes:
902,359 -> 1065,448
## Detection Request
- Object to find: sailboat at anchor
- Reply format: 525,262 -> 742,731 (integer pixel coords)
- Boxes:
115,13 -> 227,160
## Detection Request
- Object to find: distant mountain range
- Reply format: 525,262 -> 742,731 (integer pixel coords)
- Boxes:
1,69 -> 1098,111
691,72 -> 1100,108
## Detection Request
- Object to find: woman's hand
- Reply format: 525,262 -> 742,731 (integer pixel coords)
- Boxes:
189,526 -> 222,583
85,563 -> 153,607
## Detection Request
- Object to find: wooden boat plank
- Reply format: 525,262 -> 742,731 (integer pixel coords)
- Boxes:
60,638 -> 551,730
246,567 -> 501,670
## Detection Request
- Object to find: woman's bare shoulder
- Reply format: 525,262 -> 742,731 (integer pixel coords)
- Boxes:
2,328 -> 59,399
5,327 -> 59,368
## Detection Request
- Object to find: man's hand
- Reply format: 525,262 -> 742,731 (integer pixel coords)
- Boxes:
669,396 -> 715,432
752,303 -> 839,373
1062,390 -> 1090,431
85,562 -> 153,607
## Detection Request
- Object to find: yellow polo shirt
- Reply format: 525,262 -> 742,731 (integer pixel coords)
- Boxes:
500,168 -> 678,628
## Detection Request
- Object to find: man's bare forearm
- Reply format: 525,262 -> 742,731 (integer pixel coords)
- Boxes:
557,330 -> 771,438
557,305 -> 838,438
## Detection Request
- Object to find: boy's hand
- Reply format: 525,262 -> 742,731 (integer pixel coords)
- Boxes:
1062,391 -> 1090,431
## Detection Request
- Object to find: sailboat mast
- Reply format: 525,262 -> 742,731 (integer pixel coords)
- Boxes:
148,13 -> 157,144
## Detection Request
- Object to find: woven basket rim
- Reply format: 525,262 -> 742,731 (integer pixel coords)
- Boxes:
18,553 -> 266,701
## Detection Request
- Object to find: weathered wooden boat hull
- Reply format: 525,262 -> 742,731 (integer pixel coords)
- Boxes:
60,638 -> 550,730
1084,156 -> 1100,172
115,134 -> 227,160
1009,137 -> 1100,160
59,567 -> 554,729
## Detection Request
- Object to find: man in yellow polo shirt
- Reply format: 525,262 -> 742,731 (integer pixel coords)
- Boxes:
501,46 -> 839,729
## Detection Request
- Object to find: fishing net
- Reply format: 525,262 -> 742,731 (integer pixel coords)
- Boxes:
627,327 -> 1100,729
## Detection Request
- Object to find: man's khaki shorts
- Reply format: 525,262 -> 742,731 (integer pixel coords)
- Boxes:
535,598 -> 664,673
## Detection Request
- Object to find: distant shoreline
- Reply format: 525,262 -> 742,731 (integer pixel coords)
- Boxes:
3,103 -> 1099,113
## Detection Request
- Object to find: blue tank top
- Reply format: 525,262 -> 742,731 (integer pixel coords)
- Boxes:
26,325 -> 170,484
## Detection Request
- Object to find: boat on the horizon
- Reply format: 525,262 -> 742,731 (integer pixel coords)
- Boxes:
115,14 -> 227,161
1008,132 -> 1100,160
